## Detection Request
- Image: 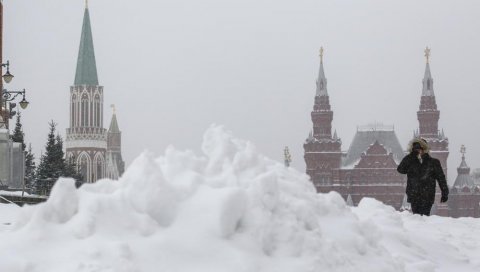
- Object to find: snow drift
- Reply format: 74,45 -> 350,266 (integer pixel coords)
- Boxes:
1,125 -> 480,272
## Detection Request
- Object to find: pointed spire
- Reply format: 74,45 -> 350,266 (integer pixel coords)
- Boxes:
454,145 -> 474,187
333,130 -> 338,140
108,104 -> 120,133
422,47 -> 434,96
74,5 -> 99,86
316,47 -> 328,96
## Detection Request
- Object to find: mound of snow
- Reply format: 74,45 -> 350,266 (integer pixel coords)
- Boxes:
1,125 -> 480,272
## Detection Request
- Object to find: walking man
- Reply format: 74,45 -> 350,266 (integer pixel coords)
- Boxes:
397,138 -> 449,216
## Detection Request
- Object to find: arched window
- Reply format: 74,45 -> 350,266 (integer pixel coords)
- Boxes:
71,94 -> 77,127
81,94 -> 89,127
95,94 -> 100,127
90,98 -> 94,127
96,160 -> 103,180
77,152 -> 90,183
94,153 -> 105,181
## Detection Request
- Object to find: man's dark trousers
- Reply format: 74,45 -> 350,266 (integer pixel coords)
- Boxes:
411,199 -> 433,216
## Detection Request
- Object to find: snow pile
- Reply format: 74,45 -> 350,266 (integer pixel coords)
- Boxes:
1,126 -> 480,272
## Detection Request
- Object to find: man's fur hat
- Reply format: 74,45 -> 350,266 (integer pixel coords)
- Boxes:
408,138 -> 429,153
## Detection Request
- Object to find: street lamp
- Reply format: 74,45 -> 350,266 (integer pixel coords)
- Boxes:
1,61 -> 13,83
19,97 -> 28,109
2,88 -> 28,105
0,61 -> 14,127
2,88 -> 29,128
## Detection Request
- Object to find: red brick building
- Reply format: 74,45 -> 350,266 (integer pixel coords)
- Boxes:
448,146 -> 480,218
304,48 -> 454,214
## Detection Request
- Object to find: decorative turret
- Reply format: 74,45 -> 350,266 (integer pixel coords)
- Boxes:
453,145 -> 474,188
106,105 -> 125,180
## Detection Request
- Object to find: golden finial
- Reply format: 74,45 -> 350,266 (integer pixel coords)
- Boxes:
319,47 -> 324,63
424,46 -> 431,64
111,104 -> 116,114
461,144 -> 466,156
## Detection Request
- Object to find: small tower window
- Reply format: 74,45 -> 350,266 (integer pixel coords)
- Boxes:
81,94 -> 89,127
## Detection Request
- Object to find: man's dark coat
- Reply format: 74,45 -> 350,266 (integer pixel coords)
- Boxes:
397,152 -> 449,204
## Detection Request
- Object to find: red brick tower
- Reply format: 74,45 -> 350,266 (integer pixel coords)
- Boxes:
304,48 -> 342,190
416,47 -> 449,216
416,47 -> 449,175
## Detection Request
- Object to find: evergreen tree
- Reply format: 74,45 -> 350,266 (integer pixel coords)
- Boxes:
36,121 -> 81,182
36,121 -> 58,181
11,113 -> 26,151
24,144 -> 36,190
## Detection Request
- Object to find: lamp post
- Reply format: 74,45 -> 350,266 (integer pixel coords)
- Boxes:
2,88 -> 29,129
0,2 -> 15,129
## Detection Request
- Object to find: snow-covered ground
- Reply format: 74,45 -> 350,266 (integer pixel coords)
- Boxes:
1,126 -> 479,272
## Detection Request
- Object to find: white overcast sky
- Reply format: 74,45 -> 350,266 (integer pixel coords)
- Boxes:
3,0 -> 480,183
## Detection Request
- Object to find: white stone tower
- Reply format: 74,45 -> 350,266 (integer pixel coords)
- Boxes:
66,4 -> 106,183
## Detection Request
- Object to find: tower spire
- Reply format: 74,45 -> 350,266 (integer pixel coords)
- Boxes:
74,5 -> 98,85
422,47 -> 434,96
108,105 -> 120,133
316,47 -> 328,96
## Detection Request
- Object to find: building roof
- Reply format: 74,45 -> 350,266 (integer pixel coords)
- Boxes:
74,6 -> 99,86
343,128 -> 405,167
453,153 -> 475,188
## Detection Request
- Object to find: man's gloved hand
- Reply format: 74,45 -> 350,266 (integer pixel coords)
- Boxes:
441,194 -> 448,203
